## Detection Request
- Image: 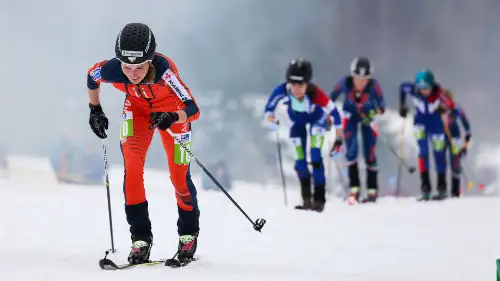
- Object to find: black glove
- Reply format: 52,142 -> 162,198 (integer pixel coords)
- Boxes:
330,137 -> 343,158
436,105 -> 447,114
464,133 -> 471,143
149,112 -> 179,130
89,103 -> 108,139
399,105 -> 408,118
458,146 -> 468,158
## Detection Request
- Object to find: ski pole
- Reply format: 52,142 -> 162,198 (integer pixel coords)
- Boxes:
166,129 -> 266,232
456,150 -> 477,190
334,159 -> 349,200
101,139 -> 116,253
275,126 -> 288,207
325,139 -> 334,199
465,166 -> 485,190
461,167 -> 474,190
395,122 -> 406,197
365,98 -> 416,174
442,121 -> 472,188
357,112 -> 416,174
441,110 -> 483,190
448,138 -> 474,190
377,135 -> 416,174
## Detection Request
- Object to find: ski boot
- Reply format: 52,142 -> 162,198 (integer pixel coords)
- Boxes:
312,184 -> 326,212
347,186 -> 360,203
312,201 -> 325,212
295,177 -> 313,210
128,236 -> 153,265
417,171 -> 432,201
295,199 -> 312,210
361,169 -> 378,203
432,173 -> 447,201
178,233 -> 198,263
417,192 -> 431,201
450,176 -> 461,198
361,189 -> 377,203
432,191 -> 447,201
346,163 -> 361,203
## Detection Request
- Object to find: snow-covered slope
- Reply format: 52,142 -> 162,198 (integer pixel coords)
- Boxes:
1,168 -> 498,281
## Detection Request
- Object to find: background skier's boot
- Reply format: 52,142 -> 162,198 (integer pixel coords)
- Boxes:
417,171 -> 432,201
451,176 -> 461,198
295,177 -> 312,210
348,163 -> 361,202
312,183 -> 326,212
432,173 -> 447,200
361,169 -> 378,203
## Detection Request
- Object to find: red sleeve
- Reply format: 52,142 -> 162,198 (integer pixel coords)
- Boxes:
159,56 -> 200,122
311,86 -> 330,107
438,88 -> 455,110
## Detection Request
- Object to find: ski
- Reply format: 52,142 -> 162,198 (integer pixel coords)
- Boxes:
98,250 -> 165,270
98,250 -> 200,270
294,206 -> 312,211
99,257 -> 166,270
164,256 -> 199,268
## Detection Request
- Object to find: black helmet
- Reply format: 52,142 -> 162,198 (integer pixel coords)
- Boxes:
286,58 -> 312,83
115,23 -> 156,64
350,57 -> 373,77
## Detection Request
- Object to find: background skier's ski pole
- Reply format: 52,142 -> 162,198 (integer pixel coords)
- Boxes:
332,133 -> 358,200
101,140 -> 115,253
396,122 -> 406,197
275,121 -> 288,206
367,97 -> 416,174
377,135 -> 416,173
334,160 -> 349,200
167,129 -> 266,232
442,124 -> 479,190
461,168 -> 473,190
465,166 -> 485,190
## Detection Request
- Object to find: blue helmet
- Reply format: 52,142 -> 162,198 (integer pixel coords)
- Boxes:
415,68 -> 435,89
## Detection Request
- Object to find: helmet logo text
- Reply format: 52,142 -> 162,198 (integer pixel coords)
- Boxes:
121,50 -> 144,57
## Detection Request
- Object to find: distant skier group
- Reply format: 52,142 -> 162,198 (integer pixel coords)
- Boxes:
263,57 -> 472,211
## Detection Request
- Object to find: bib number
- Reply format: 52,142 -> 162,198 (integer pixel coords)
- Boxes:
432,134 -> 445,151
414,124 -> 425,140
120,111 -> 134,141
174,132 -> 192,165
451,138 -> 462,155
310,126 -> 325,149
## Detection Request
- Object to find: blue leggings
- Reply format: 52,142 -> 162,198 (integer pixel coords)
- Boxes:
290,118 -> 328,185
343,119 -> 377,169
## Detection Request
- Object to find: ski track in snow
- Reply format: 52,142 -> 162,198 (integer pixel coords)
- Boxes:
0,176 -> 499,281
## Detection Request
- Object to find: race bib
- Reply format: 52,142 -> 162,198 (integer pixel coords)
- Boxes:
120,111 -> 134,141
310,126 -> 325,148
414,124 -> 425,140
291,137 -> 304,160
451,138 -> 462,155
174,132 -> 192,165
432,134 -> 445,151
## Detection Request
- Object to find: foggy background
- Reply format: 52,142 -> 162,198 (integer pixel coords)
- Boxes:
1,0 -> 499,195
